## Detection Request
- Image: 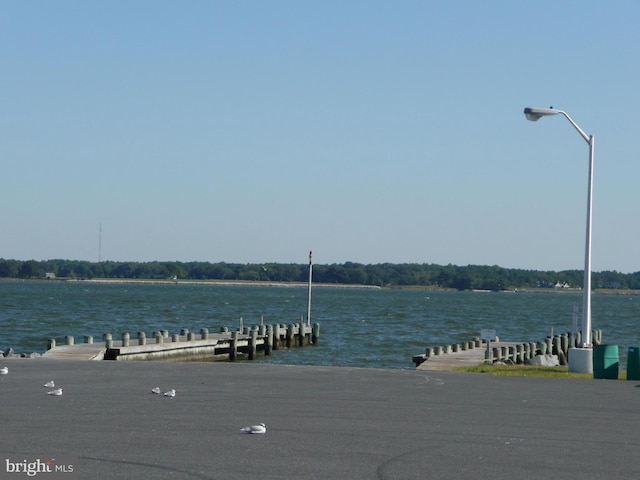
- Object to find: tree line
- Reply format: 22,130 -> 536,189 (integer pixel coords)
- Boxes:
1,258 -> 639,291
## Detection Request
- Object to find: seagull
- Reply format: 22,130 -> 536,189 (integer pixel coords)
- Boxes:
47,388 -> 63,396
44,380 -> 55,388
241,423 -> 266,434
150,386 -> 161,394
0,367 -> 8,375
163,389 -> 176,398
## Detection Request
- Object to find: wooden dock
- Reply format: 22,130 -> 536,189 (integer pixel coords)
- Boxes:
42,323 -> 320,362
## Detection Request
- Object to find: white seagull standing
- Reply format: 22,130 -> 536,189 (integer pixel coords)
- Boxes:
151,386 -> 161,394
44,380 -> 55,388
0,367 -> 8,375
163,389 -> 176,398
241,423 -> 266,434
47,388 -> 63,396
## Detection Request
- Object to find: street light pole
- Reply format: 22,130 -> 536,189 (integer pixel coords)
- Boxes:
524,107 -> 595,373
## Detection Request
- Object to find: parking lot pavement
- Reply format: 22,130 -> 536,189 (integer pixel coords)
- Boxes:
1,359 -> 639,479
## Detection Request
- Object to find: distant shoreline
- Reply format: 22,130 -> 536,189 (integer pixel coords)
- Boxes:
3,277 -> 639,294
7,277 -> 382,289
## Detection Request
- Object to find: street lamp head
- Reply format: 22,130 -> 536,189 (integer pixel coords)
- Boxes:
524,106 -> 561,122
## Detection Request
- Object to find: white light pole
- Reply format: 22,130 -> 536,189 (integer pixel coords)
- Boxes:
524,106 -> 595,374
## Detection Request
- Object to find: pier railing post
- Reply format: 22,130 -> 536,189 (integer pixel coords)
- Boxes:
138,332 -> 146,346
122,332 -> 130,347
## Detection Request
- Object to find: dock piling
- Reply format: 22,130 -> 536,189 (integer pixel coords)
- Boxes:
249,330 -> 258,360
230,331 -> 238,361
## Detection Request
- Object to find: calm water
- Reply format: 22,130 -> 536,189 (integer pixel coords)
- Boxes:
2,280 -> 640,368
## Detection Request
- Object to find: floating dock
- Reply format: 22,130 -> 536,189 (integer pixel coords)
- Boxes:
42,322 -> 320,362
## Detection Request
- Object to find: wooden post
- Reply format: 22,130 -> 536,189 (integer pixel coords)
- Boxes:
180,328 -> 189,336
286,324 -> 295,348
188,332 -> 195,341
65,335 -> 74,346
249,330 -> 258,360
47,339 -> 56,350
298,322 -> 306,347
172,333 -> 179,342
84,335 -> 93,344
537,341 -> 546,355
138,332 -> 146,346
265,326 -> 273,355
201,328 -> 209,340
272,324 -> 280,350
122,332 -> 130,347
312,323 -> 320,345
156,332 -> 164,344
230,331 -> 238,361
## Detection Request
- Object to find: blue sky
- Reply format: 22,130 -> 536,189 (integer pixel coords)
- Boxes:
2,1 -> 639,272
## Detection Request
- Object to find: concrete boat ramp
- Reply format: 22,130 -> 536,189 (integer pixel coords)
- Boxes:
414,341 -> 521,371
413,330 -> 602,371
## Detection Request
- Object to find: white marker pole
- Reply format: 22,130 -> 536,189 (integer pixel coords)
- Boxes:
307,251 -> 313,327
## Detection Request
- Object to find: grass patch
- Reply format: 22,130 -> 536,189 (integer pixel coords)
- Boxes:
455,363 -> 606,379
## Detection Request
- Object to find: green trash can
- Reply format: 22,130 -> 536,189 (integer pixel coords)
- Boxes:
593,345 -> 619,380
627,347 -> 640,381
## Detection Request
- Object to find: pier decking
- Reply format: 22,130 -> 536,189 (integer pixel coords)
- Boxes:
43,323 -> 320,362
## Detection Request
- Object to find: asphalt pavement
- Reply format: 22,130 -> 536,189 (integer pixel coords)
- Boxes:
1,358 -> 639,479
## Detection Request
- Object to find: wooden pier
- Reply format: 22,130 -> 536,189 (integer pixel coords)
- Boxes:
42,322 -> 320,362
